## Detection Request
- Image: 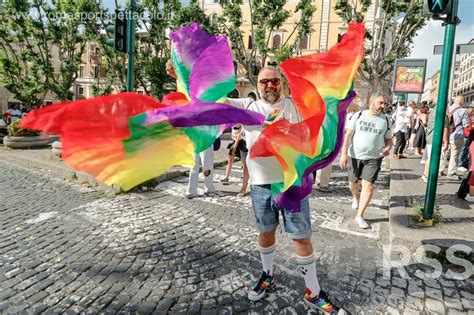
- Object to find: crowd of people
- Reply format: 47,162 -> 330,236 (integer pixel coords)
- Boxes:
0,104 -> 38,129
390,96 -> 474,202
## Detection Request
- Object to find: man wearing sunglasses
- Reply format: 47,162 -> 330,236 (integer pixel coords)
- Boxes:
227,67 -> 344,314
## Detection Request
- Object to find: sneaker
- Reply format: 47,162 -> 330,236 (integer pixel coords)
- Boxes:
185,194 -> 198,199
304,289 -> 346,314
248,271 -> 274,301
220,178 -> 230,184
351,198 -> 359,210
204,191 -> 219,197
355,215 -> 369,229
317,186 -> 331,193
447,174 -> 460,180
465,194 -> 474,202
421,175 -> 428,183
237,191 -> 247,198
458,166 -> 468,173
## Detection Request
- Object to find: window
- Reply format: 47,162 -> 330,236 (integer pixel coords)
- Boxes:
79,65 -> 84,78
137,90 -> 144,95
95,47 -> 100,55
77,86 -> 84,95
272,34 -> 281,49
211,13 -> 218,25
140,46 -> 145,53
248,35 -> 253,49
94,65 -> 100,79
299,35 -> 309,50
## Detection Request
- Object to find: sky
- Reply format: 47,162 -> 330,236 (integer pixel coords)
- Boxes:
409,0 -> 474,78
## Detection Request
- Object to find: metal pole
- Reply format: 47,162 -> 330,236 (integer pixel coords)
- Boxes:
423,0 -> 459,222
126,0 -> 136,92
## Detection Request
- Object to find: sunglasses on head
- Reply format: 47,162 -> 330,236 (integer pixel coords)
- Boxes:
233,126 -> 241,130
258,78 -> 281,86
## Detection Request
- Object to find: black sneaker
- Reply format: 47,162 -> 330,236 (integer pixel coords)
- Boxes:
247,271 -> 274,301
304,288 -> 346,314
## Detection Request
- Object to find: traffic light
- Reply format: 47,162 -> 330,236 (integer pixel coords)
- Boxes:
424,0 -> 453,15
105,10 -> 127,53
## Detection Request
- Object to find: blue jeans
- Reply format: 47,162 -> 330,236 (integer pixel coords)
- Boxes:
458,138 -> 471,169
250,184 -> 312,240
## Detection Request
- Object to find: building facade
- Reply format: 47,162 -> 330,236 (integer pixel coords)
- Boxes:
430,70 -> 440,105
421,77 -> 432,103
200,0 -> 388,101
454,38 -> 474,105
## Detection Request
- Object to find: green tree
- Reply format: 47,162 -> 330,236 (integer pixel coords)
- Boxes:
335,0 -> 426,94
218,0 -> 316,87
0,0 -> 104,105
0,0 -> 48,107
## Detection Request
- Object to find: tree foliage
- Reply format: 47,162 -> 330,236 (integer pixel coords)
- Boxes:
218,0 -> 316,87
335,0 -> 426,93
0,0 -> 104,105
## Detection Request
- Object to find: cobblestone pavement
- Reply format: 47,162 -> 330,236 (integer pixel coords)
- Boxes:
0,158 -> 473,314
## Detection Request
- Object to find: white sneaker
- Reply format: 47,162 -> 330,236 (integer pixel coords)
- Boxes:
355,215 -> 369,229
465,194 -> 474,202
351,198 -> 359,210
458,166 -> 468,173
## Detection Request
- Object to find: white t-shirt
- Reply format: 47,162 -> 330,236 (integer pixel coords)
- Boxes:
228,97 -> 301,185
6,109 -> 22,121
392,106 -> 411,134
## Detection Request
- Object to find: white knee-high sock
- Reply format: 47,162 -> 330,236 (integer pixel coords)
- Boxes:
259,243 -> 276,275
297,253 -> 321,298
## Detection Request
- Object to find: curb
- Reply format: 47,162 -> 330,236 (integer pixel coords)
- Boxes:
0,147 -> 229,195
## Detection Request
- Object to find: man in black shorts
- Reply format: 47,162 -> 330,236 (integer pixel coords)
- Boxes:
339,94 -> 393,228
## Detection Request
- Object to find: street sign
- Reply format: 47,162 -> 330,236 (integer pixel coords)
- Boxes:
105,10 -> 127,53
392,59 -> 427,94
433,44 -> 474,55
424,0 -> 453,15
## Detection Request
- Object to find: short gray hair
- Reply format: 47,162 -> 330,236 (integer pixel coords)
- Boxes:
370,93 -> 388,106
258,66 -> 281,79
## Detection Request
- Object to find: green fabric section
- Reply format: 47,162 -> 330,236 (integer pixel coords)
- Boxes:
198,76 -> 236,102
124,115 -> 184,154
184,125 -> 220,153
172,51 -> 191,97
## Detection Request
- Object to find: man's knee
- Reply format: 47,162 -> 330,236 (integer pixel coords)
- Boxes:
259,230 -> 276,246
362,180 -> 375,189
204,169 -> 211,176
293,238 -> 312,247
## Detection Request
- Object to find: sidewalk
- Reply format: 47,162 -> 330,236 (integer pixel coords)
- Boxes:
389,153 -> 474,250
0,140 -> 232,193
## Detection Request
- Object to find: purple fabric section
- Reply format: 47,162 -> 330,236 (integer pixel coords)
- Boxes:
189,36 -> 234,102
275,91 -> 356,211
144,102 -> 264,127
170,23 -> 221,69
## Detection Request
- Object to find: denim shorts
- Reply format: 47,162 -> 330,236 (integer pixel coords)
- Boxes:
250,184 -> 312,240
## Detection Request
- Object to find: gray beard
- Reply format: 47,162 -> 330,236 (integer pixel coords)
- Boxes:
263,92 -> 278,103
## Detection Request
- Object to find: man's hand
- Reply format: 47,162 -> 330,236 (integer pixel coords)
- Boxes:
380,147 -> 391,158
339,154 -> 348,169
443,142 -> 449,151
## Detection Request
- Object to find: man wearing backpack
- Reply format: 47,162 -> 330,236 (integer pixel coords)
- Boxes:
340,94 -> 393,229
447,96 -> 468,179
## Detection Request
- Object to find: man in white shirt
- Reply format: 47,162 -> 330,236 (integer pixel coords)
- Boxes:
6,104 -> 22,122
391,101 -> 412,159
228,67 -> 344,314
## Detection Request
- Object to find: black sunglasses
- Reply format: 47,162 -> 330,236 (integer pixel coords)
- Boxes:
232,127 -> 241,130
258,78 -> 281,86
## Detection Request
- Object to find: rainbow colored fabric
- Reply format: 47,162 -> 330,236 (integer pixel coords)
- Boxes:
21,22 -> 365,212
21,23 -> 264,191
250,22 -> 365,210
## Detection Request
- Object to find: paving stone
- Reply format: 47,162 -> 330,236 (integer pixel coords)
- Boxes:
426,287 -> 443,301
425,298 -> 446,314
445,297 -> 464,311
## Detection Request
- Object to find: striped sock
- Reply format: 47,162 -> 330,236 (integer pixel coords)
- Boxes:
259,243 -> 276,275
297,253 -> 321,298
